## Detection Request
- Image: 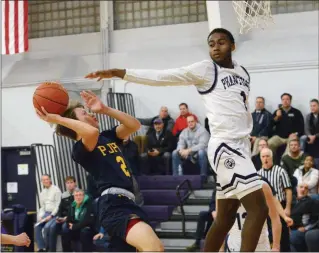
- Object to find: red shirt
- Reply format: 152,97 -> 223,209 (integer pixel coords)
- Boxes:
172,113 -> 198,136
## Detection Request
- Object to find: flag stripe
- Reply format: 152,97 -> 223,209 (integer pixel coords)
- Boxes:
14,0 -> 19,54
2,0 -> 28,55
4,0 -> 10,55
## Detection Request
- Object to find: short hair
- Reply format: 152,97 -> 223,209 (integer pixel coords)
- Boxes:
260,148 -> 273,158
65,176 -> 76,183
289,138 -> 300,145
256,96 -> 265,103
281,93 -> 292,100
187,115 -> 195,121
42,174 -> 51,179
257,137 -> 268,145
310,98 -> 319,104
55,101 -> 84,140
207,28 -> 235,44
74,188 -> 84,194
179,103 -> 188,109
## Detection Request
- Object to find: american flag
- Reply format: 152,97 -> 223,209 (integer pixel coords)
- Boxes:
1,0 -> 28,55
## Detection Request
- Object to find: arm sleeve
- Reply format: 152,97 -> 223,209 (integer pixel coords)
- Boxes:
166,119 -> 175,132
123,60 -> 213,89
280,168 -> 292,189
176,131 -> 187,150
51,188 -> 62,216
295,110 -> 305,136
306,169 -> 319,190
305,114 -> 311,136
190,129 -> 210,153
37,193 -> 45,221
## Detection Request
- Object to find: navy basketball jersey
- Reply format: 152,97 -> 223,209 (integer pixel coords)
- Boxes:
72,126 -> 134,194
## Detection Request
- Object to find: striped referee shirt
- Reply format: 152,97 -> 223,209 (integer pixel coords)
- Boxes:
258,165 -> 292,203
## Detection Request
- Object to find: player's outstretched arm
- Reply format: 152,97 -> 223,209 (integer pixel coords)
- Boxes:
85,61 -> 211,87
262,183 -> 282,251
80,91 -> 140,139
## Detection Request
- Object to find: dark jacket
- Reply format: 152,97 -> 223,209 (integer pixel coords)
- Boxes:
57,191 -> 74,218
251,108 -> 272,137
146,130 -> 176,155
137,115 -> 175,134
305,113 -> 319,138
290,196 -> 319,230
272,107 -> 305,138
67,194 -> 95,231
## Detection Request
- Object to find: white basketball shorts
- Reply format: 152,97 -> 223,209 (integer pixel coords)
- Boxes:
208,137 -> 262,199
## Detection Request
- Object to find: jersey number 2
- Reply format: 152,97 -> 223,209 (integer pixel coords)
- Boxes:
116,156 -> 131,177
240,91 -> 248,111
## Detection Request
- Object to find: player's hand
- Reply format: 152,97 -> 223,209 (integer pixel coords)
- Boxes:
284,216 -> 294,227
13,233 -> 31,247
93,233 -> 104,240
308,135 -> 316,144
80,90 -> 105,113
36,107 -> 61,124
85,70 -> 113,81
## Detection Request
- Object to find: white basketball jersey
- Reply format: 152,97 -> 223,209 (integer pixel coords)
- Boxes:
196,61 -> 253,139
227,205 -> 270,251
124,59 -> 252,139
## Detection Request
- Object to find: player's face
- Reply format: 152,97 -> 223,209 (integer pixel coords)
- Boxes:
281,95 -> 291,108
208,33 -> 234,64
289,141 -> 300,153
74,108 -> 99,129
310,101 -> 319,114
159,107 -> 168,118
304,156 -> 314,169
65,180 -> 76,192
74,191 -> 85,204
255,98 -> 265,110
154,122 -> 164,132
179,105 -> 188,116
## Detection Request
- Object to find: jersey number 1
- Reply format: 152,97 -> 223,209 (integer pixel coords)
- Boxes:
116,156 -> 131,177
240,91 -> 248,111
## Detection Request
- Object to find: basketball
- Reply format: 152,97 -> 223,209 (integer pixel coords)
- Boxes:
33,82 -> 69,115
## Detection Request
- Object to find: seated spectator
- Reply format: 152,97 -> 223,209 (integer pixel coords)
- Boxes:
268,93 -> 304,155
140,118 -> 176,175
35,174 -> 62,252
61,189 -> 95,252
93,227 -> 110,252
137,106 -> 175,133
281,139 -> 307,180
293,156 -> 319,196
290,183 -> 319,252
251,137 -> 268,170
185,189 -> 216,252
48,176 -> 76,252
300,99 -> 319,157
120,136 -> 140,176
172,103 -> 198,138
172,115 -> 209,176
250,97 -> 272,155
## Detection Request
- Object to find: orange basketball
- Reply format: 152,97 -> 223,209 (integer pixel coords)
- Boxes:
33,82 -> 69,115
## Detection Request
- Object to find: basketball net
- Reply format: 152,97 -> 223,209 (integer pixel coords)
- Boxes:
232,0 -> 273,34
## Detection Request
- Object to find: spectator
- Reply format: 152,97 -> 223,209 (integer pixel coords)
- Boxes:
48,176 -> 77,252
172,115 -> 209,176
61,189 -> 95,252
185,189 -> 216,252
35,174 -> 62,252
268,93 -> 305,155
258,148 -> 292,252
281,139 -> 307,189
172,103 -> 198,137
290,182 -> 319,252
120,136 -> 140,176
293,156 -> 319,196
251,137 -> 268,170
300,99 -> 319,156
140,118 -> 176,175
137,106 -> 175,134
251,97 -> 272,155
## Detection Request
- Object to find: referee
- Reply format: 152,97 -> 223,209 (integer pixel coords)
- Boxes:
258,148 -> 292,252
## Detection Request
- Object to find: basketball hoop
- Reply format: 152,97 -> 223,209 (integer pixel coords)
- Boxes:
232,0 -> 274,34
